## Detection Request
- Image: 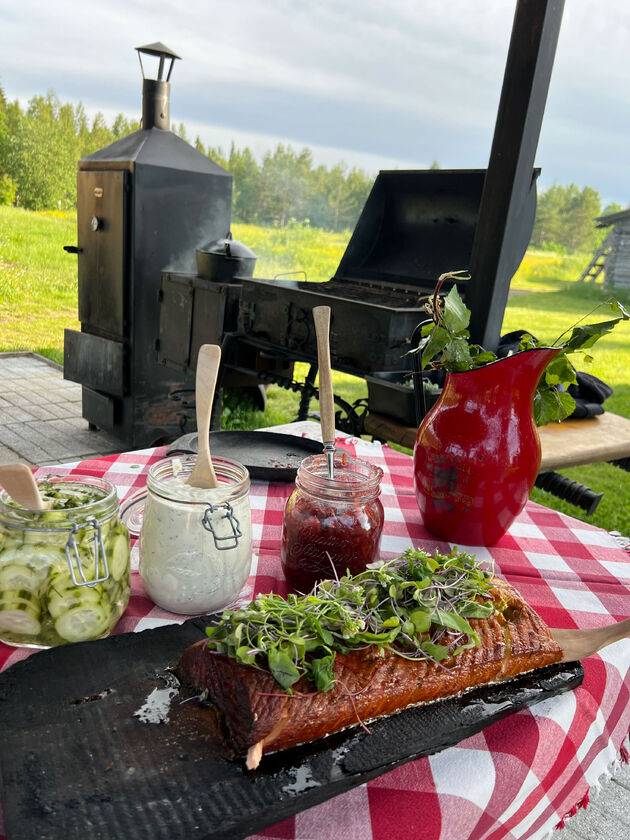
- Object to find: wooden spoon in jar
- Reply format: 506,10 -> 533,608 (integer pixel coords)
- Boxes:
187,344 -> 222,490
312,306 -> 336,479
0,463 -> 50,510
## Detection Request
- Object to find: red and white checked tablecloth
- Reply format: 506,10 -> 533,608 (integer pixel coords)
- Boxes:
1,433 -> 630,840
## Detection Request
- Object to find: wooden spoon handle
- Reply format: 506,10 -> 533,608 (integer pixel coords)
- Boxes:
0,463 -> 48,510
188,345 -> 221,489
313,306 -> 335,446
551,618 -> 630,662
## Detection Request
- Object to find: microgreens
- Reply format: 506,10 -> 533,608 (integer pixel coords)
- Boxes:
205,547 -> 497,693
413,272 -> 629,426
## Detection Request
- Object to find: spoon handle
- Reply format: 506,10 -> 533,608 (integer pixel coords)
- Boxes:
188,344 -> 221,489
313,306 -> 335,450
0,463 -> 48,510
551,618 -> 630,662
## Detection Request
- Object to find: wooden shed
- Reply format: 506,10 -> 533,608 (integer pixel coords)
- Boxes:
580,208 -> 630,289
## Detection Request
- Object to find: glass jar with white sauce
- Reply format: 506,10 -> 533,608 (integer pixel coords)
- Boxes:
139,455 -> 252,614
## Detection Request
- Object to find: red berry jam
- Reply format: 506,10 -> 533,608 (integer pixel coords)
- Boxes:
281,452 -> 384,593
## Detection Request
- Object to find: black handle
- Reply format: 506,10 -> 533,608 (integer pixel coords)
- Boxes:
63,245 -> 83,254
410,320 -> 431,426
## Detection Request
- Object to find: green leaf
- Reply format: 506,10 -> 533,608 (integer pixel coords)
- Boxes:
409,609 -> 432,633
610,299 -> 630,319
434,609 -> 475,636
471,350 -> 497,366
235,645 -> 257,666
442,335 -> 474,370
421,641 -> 450,661
382,616 -> 400,628
458,600 -> 494,618
310,655 -> 335,692
562,318 -> 624,353
442,285 -> 470,333
543,354 -> 577,388
267,648 -> 300,690
533,386 -> 576,426
419,325 -> 450,367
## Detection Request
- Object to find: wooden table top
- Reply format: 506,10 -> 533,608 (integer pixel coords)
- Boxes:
363,411 -> 630,473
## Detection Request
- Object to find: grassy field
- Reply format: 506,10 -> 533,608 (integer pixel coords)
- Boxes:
1,206 -> 629,534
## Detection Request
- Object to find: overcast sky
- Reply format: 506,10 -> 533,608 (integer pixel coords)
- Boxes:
1,0 -> 628,206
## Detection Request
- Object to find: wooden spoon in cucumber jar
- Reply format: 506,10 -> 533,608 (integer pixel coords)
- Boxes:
0,463 -> 50,510
187,344 -> 222,490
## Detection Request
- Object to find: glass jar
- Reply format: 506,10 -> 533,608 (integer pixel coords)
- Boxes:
281,452 -> 384,592
0,475 -> 130,648
139,455 -> 252,614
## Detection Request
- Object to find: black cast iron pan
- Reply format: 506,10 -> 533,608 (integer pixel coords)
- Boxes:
166,430 -> 322,481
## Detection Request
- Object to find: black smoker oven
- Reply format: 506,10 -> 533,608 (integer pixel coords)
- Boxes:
64,43 -> 233,447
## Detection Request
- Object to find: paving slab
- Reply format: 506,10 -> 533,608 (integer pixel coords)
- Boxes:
0,352 -> 127,466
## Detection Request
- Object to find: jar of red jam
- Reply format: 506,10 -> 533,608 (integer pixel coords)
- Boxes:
281,451 -> 384,592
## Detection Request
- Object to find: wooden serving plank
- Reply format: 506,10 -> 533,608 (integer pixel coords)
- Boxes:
0,619 -> 582,840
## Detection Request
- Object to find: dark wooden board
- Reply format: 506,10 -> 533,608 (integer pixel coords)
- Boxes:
0,619 -> 583,840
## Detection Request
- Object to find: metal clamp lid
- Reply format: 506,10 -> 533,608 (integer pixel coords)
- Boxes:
201,502 -> 242,550
65,518 -> 110,587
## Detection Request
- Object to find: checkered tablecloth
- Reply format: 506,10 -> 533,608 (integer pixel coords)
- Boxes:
1,432 -> 630,840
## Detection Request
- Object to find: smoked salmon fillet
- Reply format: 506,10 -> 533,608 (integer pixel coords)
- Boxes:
177,575 -> 562,767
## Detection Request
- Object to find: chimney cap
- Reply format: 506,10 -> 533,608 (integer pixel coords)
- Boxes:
136,42 -> 181,61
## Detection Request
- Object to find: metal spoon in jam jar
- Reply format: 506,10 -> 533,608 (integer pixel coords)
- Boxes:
313,306 -> 336,479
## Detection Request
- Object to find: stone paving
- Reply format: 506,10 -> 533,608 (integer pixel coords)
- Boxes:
0,352 -> 126,466
0,351 -> 628,835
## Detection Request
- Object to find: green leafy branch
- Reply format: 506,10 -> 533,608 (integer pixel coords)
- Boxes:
411,272 -> 629,426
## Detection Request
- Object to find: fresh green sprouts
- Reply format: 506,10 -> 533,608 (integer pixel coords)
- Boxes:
206,547 -> 496,693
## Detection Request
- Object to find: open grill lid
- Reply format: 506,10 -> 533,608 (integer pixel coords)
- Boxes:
332,169 -> 537,296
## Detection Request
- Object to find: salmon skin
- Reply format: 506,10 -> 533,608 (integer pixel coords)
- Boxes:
177,577 -> 562,764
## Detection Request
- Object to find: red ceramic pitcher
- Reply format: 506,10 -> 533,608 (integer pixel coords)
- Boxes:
413,347 -> 561,546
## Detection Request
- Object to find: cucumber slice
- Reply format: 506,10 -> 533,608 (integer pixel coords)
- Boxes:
0,596 -> 40,617
0,602 -> 41,635
48,587 -> 102,619
107,533 -> 129,581
55,603 -> 111,643
48,574 -> 104,599
0,564 -> 41,592
0,588 -> 41,607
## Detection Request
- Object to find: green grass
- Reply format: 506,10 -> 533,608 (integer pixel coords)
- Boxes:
1,206 -> 629,535
0,207 -> 79,364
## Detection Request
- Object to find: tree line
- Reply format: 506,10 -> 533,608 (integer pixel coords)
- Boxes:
0,88 -> 625,248
0,89 -> 373,231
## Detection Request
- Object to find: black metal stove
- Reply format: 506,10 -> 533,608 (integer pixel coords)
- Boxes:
64,43 -> 233,447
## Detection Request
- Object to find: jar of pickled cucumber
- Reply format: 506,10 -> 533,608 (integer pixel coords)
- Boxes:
0,475 -> 130,648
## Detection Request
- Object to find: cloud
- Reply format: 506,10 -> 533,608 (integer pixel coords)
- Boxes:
1,0 -> 628,205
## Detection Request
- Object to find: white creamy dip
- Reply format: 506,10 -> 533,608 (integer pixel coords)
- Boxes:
139,468 -> 252,615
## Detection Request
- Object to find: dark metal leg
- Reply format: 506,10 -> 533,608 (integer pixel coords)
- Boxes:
297,364 -> 318,422
468,0 -> 565,350
535,472 -> 603,516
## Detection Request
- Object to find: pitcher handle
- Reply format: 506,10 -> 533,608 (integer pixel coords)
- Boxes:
410,320 -> 432,426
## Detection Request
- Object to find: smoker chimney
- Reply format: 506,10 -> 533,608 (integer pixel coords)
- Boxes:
136,41 -> 181,130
